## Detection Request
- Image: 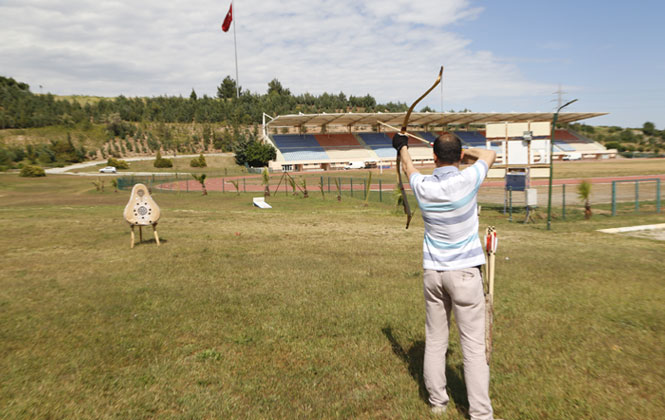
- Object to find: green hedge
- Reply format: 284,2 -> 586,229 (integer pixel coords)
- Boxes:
190,153 -> 207,167
107,157 -> 129,169
19,165 -> 46,177
154,151 -> 173,168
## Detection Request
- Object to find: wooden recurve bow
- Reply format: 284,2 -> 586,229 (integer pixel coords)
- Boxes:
397,66 -> 443,229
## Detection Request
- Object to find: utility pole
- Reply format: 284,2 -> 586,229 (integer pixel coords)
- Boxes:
553,84 -> 566,109
232,0 -> 240,98
547,99 -> 578,230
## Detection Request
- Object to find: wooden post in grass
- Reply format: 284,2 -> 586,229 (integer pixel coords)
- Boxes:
363,171 -> 372,207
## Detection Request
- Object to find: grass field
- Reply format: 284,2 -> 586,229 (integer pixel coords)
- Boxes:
550,158 -> 665,179
1,173 -> 664,419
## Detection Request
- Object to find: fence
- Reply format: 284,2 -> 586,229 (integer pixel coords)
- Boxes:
117,173 -> 405,204
611,178 -> 661,216
117,174 -> 254,194
496,179 -> 664,221
117,174 -> 665,219
117,175 -> 174,191
277,175 -> 399,205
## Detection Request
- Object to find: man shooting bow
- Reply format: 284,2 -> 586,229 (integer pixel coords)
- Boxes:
393,132 -> 498,420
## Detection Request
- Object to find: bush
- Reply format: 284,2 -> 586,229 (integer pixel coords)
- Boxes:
154,150 -> 173,168
234,133 -> 276,167
20,165 -> 46,177
245,141 -> 276,167
154,158 -> 172,168
107,157 -> 129,169
603,141 -> 621,150
190,153 -> 207,167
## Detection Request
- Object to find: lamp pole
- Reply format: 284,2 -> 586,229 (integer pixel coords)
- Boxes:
547,99 -> 577,230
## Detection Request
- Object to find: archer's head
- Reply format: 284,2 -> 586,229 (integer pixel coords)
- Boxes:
433,133 -> 462,167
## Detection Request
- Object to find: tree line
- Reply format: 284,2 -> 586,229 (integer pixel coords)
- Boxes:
569,122 -> 665,155
2,75 -> 663,170
1,75 -> 409,130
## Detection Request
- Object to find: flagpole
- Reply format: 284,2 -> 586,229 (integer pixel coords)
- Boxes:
232,0 -> 239,98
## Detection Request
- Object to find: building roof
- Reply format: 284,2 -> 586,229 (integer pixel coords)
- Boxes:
266,111 -> 608,128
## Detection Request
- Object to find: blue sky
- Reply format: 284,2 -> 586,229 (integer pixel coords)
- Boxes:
452,1 -> 665,128
0,0 -> 662,128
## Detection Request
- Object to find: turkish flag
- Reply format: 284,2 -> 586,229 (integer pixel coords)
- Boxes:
221,4 -> 233,32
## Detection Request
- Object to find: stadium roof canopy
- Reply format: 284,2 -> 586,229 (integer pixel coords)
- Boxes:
266,111 -> 607,128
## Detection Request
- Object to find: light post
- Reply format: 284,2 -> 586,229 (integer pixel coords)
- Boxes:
547,99 -> 577,230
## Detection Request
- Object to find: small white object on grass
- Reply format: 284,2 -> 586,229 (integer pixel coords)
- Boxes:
253,197 -> 272,209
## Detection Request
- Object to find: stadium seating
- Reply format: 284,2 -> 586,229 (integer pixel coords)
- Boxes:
357,133 -> 395,158
553,141 -> 575,152
567,143 -> 607,151
267,126 -> 608,167
454,131 -> 487,147
551,129 -> 604,152
553,129 -> 579,142
415,131 -> 438,144
314,134 -> 373,160
272,134 -> 330,161
358,132 -> 391,146
314,134 -> 360,147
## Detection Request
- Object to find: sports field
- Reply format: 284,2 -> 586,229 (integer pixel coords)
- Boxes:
1,168 -> 664,419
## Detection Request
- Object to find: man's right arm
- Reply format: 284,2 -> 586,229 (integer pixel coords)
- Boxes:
462,148 -> 496,169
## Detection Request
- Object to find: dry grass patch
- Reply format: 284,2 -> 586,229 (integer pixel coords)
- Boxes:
0,174 -> 663,419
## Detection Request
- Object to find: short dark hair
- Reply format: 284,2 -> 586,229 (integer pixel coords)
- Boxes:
433,133 -> 462,164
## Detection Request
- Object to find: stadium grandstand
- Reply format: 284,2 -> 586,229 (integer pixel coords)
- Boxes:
262,111 -> 612,175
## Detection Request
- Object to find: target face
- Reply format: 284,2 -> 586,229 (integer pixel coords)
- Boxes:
124,184 -> 160,226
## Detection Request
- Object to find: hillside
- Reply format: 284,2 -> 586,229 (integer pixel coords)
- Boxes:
567,122 -> 665,157
2,75 -> 665,170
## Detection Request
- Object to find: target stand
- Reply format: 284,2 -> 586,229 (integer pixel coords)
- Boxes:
123,183 -> 161,248
524,188 -> 538,224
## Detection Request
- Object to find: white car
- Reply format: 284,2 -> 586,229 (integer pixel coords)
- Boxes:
344,161 -> 365,170
99,166 -> 117,173
562,153 -> 582,161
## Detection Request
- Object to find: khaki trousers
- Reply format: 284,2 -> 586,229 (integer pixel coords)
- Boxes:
423,268 -> 493,420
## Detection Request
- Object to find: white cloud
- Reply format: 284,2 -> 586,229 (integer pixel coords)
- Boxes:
0,0 -> 555,107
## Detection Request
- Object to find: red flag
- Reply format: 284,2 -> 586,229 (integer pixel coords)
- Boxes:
221,3 -> 233,32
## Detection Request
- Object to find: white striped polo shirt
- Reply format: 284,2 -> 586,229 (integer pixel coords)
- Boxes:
409,160 -> 488,271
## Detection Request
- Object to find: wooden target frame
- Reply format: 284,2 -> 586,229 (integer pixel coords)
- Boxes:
123,183 -> 161,248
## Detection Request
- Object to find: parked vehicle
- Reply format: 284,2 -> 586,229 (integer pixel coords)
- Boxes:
99,166 -> 117,173
344,161 -> 365,170
563,152 -> 582,161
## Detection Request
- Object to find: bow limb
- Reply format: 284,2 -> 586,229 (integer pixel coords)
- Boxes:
396,66 -> 444,229
401,66 -> 444,133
